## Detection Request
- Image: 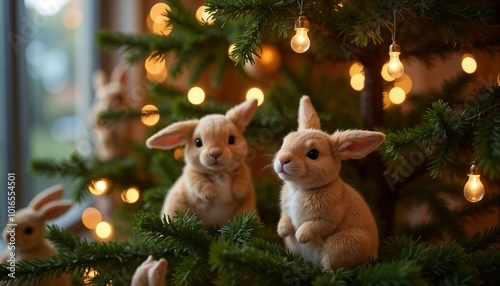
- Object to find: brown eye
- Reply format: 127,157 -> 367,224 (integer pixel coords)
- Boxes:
195,138 -> 203,148
228,135 -> 235,145
306,149 -> 319,160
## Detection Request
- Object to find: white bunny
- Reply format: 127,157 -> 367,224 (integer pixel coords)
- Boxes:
146,99 -> 259,227
91,65 -> 133,161
131,255 -> 168,286
274,96 -> 385,270
1,184 -> 73,285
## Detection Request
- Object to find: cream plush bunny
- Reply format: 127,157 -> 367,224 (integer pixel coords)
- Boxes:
91,65 -> 133,161
274,96 -> 385,270
1,185 -> 73,285
131,255 -> 168,286
146,99 -> 258,227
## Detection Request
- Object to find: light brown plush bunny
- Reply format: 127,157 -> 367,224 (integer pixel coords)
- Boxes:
131,255 -> 168,286
146,99 -> 258,227
1,184 -> 73,285
91,65 -> 133,161
274,96 -> 385,270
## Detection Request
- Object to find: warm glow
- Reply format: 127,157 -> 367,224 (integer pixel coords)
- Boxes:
63,8 -> 83,30
174,148 -> 184,160
382,92 -> 392,109
387,51 -> 404,79
121,187 -> 140,204
88,179 -> 110,195
464,174 -> 485,203
141,105 -> 160,126
461,54 -> 477,74
350,73 -> 365,91
246,87 -> 265,106
145,55 -> 166,75
349,62 -> 364,77
147,66 -> 168,83
389,87 -> 406,104
84,268 -> 98,284
95,221 -> 113,240
187,87 -> 205,105
394,73 -> 413,94
196,5 -> 214,25
243,45 -> 282,77
381,63 -> 395,82
81,207 -> 102,229
150,3 -> 170,22
291,28 -> 310,53
228,44 -> 237,62
152,21 -> 172,35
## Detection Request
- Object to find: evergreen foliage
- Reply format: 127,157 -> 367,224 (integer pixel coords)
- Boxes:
7,0 -> 500,284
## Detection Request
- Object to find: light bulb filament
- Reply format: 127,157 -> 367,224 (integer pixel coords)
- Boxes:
387,42 -> 404,78
464,174 -> 485,203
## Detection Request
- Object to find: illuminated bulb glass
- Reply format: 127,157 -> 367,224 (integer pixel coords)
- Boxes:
187,87 -> 205,105
463,162 -> 485,203
381,63 -> 395,82
291,15 -> 310,53
387,42 -> 404,79
246,87 -> 264,106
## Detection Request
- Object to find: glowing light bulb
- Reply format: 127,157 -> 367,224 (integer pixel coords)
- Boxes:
387,42 -> 404,79
290,14 -> 310,53
463,162 -> 485,203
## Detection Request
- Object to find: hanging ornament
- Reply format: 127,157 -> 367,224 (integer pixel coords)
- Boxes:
463,161 -> 485,203
386,7 -> 404,78
291,0 -> 310,53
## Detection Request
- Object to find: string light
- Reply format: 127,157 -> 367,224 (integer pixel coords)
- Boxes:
386,7 -> 404,79
291,0 -> 310,53
88,179 -> 110,195
95,221 -> 113,240
463,161 -> 485,203
187,87 -> 205,105
246,87 -> 265,106
461,53 -> 477,74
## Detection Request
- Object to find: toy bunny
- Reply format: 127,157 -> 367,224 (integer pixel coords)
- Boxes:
146,99 -> 258,227
1,184 -> 73,285
274,96 -> 385,270
131,255 -> 168,286
91,65 -> 133,162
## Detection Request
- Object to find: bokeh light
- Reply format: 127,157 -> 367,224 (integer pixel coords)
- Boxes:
88,179 -> 110,196
349,62 -> 364,77
350,73 -> 365,91
246,87 -> 265,106
461,54 -> 477,74
145,54 -> 166,75
95,221 -> 113,240
228,44 -> 237,62
81,207 -> 102,229
196,5 -> 214,25
389,87 -> 406,104
394,73 -> 413,94
121,187 -> 140,204
141,105 -> 160,126
381,63 -> 395,82
187,87 -> 205,105
174,148 -> 184,160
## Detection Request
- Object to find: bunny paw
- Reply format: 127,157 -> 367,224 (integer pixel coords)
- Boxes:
199,187 -> 217,201
277,217 -> 294,237
296,225 -> 314,244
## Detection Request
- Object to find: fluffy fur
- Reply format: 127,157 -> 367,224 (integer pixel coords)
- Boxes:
146,99 -> 258,227
91,65 -> 133,161
274,96 -> 385,270
1,185 -> 73,285
131,255 -> 168,286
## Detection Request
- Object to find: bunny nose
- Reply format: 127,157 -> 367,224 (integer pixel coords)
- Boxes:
280,158 -> 291,166
210,152 -> 222,159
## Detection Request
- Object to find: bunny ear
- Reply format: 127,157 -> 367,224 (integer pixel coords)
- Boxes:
146,120 -> 199,149
38,200 -> 73,221
226,99 -> 258,131
331,130 -> 385,160
149,258 -> 168,286
110,64 -> 127,86
29,184 -> 66,211
298,95 -> 321,130
93,70 -> 108,90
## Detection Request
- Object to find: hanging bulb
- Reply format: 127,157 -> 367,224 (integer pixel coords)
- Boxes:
290,14 -> 310,53
387,42 -> 404,78
463,161 -> 485,203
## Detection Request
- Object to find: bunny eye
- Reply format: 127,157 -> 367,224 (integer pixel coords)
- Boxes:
195,138 -> 203,148
228,135 -> 235,145
306,149 -> 319,160
24,226 -> 34,235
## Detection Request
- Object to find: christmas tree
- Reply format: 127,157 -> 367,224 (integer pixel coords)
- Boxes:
2,0 -> 500,285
